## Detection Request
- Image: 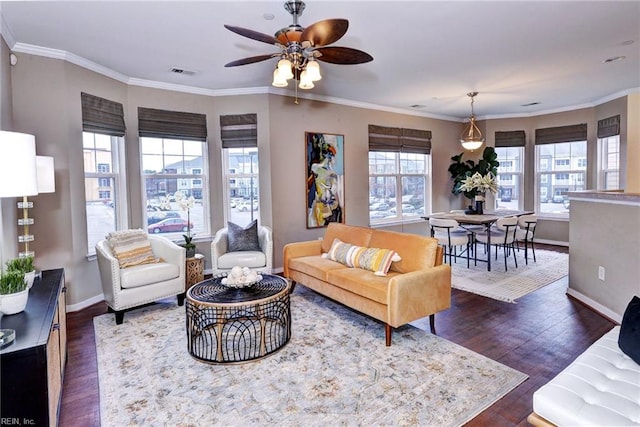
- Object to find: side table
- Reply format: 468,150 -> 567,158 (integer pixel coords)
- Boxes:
185,254 -> 205,292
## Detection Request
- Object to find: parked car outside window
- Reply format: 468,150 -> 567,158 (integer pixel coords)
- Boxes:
147,211 -> 181,225
147,218 -> 193,234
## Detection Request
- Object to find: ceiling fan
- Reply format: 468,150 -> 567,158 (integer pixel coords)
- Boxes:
224,0 -> 373,91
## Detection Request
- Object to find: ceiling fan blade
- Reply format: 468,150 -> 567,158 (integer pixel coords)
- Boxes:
315,46 -> 373,64
224,54 -> 277,67
224,25 -> 280,46
301,19 -> 349,47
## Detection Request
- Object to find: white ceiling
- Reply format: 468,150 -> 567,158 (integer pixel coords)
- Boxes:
1,1 -> 639,120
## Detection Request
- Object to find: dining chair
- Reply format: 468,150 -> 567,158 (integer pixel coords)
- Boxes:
429,217 -> 471,267
474,216 -> 519,271
515,214 -> 537,265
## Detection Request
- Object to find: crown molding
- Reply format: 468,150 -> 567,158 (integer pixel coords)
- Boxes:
5,42 -> 637,123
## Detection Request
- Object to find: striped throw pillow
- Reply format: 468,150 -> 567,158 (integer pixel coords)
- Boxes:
324,238 -> 401,276
107,229 -> 161,268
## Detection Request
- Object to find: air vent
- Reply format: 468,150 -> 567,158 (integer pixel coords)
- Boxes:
521,102 -> 540,107
410,104 -> 426,109
170,67 -> 195,76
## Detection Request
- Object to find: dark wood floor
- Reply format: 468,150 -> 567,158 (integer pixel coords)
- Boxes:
59,244 -> 614,427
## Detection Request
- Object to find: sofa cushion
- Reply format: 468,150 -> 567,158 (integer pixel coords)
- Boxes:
324,238 -> 401,276
120,262 -> 179,289
619,295 -> 640,364
288,255 -> 348,282
320,222 -> 374,253
107,229 -> 161,269
369,229 -> 439,273
227,220 -> 260,252
218,251 -> 266,270
327,268 -> 402,304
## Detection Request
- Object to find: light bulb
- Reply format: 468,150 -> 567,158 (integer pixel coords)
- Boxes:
299,70 -> 314,89
272,68 -> 288,87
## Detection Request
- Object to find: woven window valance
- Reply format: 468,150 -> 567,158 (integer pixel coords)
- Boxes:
138,107 -> 207,141
597,115 -> 620,138
495,130 -> 526,147
220,114 -> 257,149
368,124 -> 432,154
81,92 -> 126,137
535,123 -> 587,145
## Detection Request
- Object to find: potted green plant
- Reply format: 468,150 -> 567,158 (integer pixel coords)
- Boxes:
5,256 -> 36,289
0,270 -> 29,315
448,146 -> 500,213
175,191 -> 196,258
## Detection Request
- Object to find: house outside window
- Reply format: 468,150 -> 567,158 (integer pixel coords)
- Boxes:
81,92 -> 127,256
495,146 -> 523,210
535,123 -> 587,218
368,125 -> 431,224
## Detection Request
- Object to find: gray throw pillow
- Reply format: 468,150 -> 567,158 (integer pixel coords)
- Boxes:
227,220 -> 261,252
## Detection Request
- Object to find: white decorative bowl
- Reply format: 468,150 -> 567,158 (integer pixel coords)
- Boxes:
0,289 -> 29,315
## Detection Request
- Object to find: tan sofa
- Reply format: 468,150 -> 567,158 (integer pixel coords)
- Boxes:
283,223 -> 451,346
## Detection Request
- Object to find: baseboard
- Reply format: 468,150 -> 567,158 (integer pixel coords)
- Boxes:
534,238 -> 569,247
566,288 -> 622,324
66,293 -> 105,313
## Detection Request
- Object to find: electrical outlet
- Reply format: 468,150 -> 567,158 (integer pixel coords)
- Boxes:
598,266 -> 605,281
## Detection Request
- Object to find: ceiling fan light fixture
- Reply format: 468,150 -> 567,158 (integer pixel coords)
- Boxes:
459,92 -> 485,151
305,59 -> 321,81
299,70 -> 314,89
277,58 -> 294,80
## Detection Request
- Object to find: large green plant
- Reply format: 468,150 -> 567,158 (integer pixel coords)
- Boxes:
0,270 -> 26,295
448,146 -> 500,200
5,256 -> 34,274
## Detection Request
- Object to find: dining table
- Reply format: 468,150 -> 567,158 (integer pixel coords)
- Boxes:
423,210 -> 534,271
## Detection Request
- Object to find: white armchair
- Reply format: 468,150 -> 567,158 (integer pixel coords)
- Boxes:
96,234 -> 186,324
211,225 -> 273,275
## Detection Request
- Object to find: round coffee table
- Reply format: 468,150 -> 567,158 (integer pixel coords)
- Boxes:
186,274 -> 291,364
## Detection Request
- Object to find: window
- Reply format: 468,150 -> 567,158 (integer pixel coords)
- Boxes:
597,115 -> 621,190
536,141 -> 586,216
141,137 -> 208,239
138,107 -> 209,240
535,123 -> 587,218
220,114 -> 259,226
495,146 -> 523,210
598,135 -> 620,190
223,148 -> 259,225
83,132 -> 126,255
81,92 -> 127,256
368,125 -> 431,224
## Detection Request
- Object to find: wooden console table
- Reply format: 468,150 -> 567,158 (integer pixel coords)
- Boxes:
0,269 -> 67,426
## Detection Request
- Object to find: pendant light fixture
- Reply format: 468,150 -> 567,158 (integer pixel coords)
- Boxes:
460,92 -> 485,151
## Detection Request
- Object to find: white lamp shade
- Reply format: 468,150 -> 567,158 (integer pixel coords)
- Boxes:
299,70 -> 314,89
272,68 -> 288,87
0,131 -> 38,198
36,156 -> 56,193
277,58 -> 294,80
305,60 -> 322,81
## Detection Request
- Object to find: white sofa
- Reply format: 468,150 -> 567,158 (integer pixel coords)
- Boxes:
528,326 -> 640,426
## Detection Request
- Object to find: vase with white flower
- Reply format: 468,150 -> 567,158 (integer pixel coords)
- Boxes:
174,191 -> 196,257
459,172 -> 498,214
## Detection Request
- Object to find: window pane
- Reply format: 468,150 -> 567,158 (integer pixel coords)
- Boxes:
369,176 -> 396,220
368,152 -> 396,174
141,137 -> 209,239
495,146 -> 523,210
226,148 -> 259,226
400,153 -> 425,174
85,177 -> 116,253
401,176 -> 424,217
536,141 -> 586,217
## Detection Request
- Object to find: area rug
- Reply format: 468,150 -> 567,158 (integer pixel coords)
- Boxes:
450,248 -> 568,303
95,286 -> 528,427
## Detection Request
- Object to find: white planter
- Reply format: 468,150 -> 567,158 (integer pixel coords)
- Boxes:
0,289 -> 29,315
24,270 -> 36,289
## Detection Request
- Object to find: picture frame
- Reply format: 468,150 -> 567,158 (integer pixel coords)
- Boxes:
305,132 -> 345,229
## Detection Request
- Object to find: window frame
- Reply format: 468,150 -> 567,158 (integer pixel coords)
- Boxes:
368,151 -> 431,225
495,146 -> 524,211
598,134 -> 620,190
222,147 -> 260,226
140,137 -> 210,240
83,131 -> 128,256
535,140 -> 587,219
